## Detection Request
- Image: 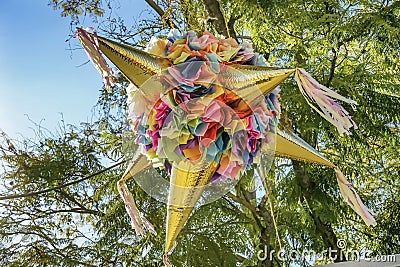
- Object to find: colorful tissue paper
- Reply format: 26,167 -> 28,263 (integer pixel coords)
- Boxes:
128,30 -> 277,181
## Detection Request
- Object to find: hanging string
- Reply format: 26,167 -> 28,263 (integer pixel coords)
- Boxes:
256,161 -> 282,251
266,184 -> 282,250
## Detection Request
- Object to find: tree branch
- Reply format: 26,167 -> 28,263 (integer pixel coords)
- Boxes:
226,192 -> 258,214
43,208 -> 101,216
56,189 -> 104,216
327,47 -> 338,87
144,0 -> 178,28
0,160 -> 126,201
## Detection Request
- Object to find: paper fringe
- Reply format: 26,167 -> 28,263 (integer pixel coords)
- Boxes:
75,27 -> 117,91
163,241 -> 176,267
117,180 -> 157,235
295,68 -> 358,135
335,168 -> 376,226
163,253 -> 172,267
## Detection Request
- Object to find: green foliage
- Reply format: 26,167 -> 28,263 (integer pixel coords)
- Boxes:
49,0 -> 106,23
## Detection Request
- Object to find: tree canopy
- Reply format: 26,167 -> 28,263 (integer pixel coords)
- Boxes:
0,0 -> 399,266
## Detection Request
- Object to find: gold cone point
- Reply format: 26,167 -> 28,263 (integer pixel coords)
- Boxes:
225,65 -> 295,96
122,152 -> 151,181
165,160 -> 218,253
95,35 -> 169,87
265,129 -> 335,167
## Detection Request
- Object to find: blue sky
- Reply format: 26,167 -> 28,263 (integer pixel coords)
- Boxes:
0,0 -> 147,138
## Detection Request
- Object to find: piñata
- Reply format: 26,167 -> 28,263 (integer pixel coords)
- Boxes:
75,27 -> 375,266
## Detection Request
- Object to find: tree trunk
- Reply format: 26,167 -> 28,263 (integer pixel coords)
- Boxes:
202,0 -> 237,39
292,161 -> 346,262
